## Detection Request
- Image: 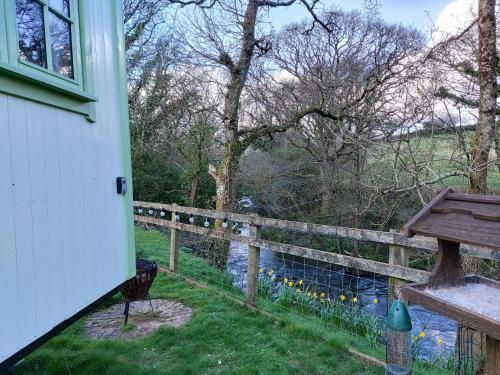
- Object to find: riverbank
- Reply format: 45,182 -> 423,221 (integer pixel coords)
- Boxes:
12,228 -> 383,375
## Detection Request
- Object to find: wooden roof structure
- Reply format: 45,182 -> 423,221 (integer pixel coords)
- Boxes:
402,188 -> 500,251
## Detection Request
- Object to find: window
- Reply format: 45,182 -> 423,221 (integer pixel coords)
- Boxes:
0,0 -> 98,122
16,0 -> 74,79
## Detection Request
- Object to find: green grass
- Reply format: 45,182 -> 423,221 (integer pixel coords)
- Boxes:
12,228 -> 384,375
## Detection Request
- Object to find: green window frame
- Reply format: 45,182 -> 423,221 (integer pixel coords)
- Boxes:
0,0 -> 97,122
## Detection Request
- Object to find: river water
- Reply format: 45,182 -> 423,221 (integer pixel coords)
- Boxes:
226,224 -> 457,362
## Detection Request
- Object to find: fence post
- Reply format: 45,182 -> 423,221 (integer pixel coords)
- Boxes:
169,204 -> 180,273
387,228 -> 410,368
246,215 -> 261,306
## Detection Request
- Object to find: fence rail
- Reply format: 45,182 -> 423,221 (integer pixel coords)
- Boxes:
134,201 -> 499,262
133,201 -> 498,373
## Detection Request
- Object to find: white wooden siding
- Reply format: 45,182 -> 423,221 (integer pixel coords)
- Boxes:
0,0 -> 134,363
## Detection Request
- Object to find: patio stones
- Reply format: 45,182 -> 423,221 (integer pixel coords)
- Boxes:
85,299 -> 192,340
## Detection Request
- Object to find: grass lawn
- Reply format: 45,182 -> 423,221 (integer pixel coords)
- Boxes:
12,228 -> 383,375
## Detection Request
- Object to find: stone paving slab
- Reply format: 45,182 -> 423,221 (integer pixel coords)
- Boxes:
85,299 -> 192,340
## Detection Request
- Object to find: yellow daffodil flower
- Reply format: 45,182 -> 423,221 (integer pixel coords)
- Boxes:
259,268 -> 264,274
320,299 -> 325,304
298,280 -> 303,286
267,270 -> 274,276
373,298 -> 379,304
307,292 -> 312,297
437,337 -> 443,345
340,295 -> 346,301
288,281 -> 294,287
352,297 -> 358,303
312,292 -> 317,299
320,292 -> 325,298
283,277 -> 288,283
419,331 -> 425,338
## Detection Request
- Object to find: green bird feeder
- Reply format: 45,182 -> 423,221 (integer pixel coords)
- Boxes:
385,300 -> 412,375
387,300 -> 412,332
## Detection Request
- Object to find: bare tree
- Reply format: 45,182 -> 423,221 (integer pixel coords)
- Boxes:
170,0 -> 338,216
469,0 -> 497,193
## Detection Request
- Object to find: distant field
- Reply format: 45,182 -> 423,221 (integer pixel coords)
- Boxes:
367,132 -> 500,193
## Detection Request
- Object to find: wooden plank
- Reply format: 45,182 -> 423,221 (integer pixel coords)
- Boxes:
134,215 -> 429,282
252,239 -> 429,283
246,219 -> 260,306
428,240 -> 464,287
402,276 -> 500,341
134,202 -> 497,261
432,200 -> 500,222
134,201 -> 253,224
0,94 -> 21,362
486,336 -> 500,375
411,212 -> 500,251
402,188 -> 451,236
447,192 -> 500,205
7,96 -> 38,352
347,348 -> 385,368
388,229 -> 409,303
169,208 -> 180,273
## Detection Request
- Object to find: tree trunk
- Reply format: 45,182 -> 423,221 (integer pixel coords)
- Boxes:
458,1 -> 497,370
468,0 -> 497,194
189,173 -> 199,207
319,160 -> 335,216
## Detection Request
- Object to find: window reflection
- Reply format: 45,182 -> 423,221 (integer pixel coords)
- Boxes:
49,0 -> 70,17
49,12 -> 73,78
16,0 -> 47,68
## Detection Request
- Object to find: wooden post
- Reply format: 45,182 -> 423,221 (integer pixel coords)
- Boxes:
387,229 -> 410,368
246,216 -> 260,306
487,335 -> 500,375
388,229 -> 409,304
169,205 -> 180,273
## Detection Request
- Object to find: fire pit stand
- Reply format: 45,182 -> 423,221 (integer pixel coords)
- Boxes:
121,258 -> 158,325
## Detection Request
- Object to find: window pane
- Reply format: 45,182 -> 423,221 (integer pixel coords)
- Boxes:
49,0 -> 70,17
49,12 -> 73,78
16,0 -> 47,68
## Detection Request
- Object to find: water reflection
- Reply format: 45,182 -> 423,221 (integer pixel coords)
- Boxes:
49,12 -> 73,78
16,0 -> 47,67
49,0 -> 70,17
227,224 -> 457,362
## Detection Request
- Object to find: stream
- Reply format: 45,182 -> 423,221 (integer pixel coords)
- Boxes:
226,224 -> 457,362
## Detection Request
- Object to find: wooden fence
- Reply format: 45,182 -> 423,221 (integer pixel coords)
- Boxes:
133,201 -> 498,307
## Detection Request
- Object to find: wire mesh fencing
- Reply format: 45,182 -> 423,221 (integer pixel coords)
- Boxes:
134,207 -> 491,375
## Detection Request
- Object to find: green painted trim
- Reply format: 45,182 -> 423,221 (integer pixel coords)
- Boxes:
1,0 -> 96,122
0,1 -> 7,63
0,68 -> 93,116
77,0 -> 96,123
112,0 -> 136,277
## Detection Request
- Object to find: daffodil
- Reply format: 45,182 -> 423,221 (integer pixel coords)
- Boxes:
288,281 -> 294,287
312,292 -> 318,299
307,292 -> 312,297
283,277 -> 288,283
339,295 -> 346,301
259,268 -> 264,274
298,280 -> 303,286
320,298 -> 325,304
320,292 -> 325,298
373,298 -> 379,304
267,270 -> 274,276
419,331 -> 425,338
437,337 -> 443,345
352,297 -> 358,303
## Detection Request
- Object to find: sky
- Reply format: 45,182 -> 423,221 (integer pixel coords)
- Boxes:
268,0 -> 456,35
